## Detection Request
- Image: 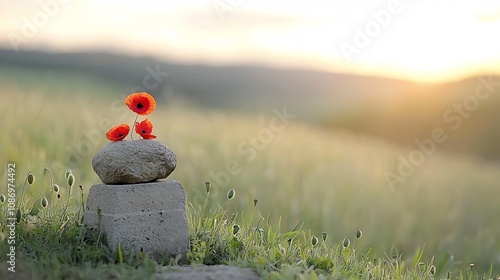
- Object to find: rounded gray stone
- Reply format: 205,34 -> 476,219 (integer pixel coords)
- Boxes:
92,140 -> 177,184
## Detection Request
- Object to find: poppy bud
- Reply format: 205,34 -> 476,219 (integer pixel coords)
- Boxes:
253,199 -> 258,207
0,194 -> 5,204
16,209 -> 22,223
67,174 -> 75,187
343,238 -> 350,248
65,169 -> 72,180
53,184 -> 60,193
232,224 -> 241,235
429,265 -> 436,275
356,229 -> 362,239
311,235 -> 318,246
27,172 -> 35,185
227,188 -> 235,200
322,232 -> 328,242
205,181 -> 211,193
41,197 -> 48,208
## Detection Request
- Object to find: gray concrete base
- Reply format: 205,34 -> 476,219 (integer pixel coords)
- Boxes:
84,180 -> 189,260
154,265 -> 260,280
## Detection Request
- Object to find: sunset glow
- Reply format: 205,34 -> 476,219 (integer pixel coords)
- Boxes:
1,0 -> 499,83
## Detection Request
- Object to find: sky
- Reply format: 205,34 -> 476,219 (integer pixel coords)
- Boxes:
1,0 -> 500,83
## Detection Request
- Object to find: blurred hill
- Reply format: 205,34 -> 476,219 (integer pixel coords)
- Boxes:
1,49 -> 500,161
0,49 -> 406,115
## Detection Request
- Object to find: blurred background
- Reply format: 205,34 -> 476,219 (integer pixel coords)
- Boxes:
1,0 -> 500,275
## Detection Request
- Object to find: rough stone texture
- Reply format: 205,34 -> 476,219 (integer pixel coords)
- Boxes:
92,139 -> 177,184
154,265 -> 260,280
84,181 -> 189,260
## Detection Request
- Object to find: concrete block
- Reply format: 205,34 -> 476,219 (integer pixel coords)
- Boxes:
84,180 -> 189,260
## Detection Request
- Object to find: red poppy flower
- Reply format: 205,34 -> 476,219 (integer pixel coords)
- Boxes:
135,119 -> 156,139
106,124 -> 130,141
125,92 -> 156,115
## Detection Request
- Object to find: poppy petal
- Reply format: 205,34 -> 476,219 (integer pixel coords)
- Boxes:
125,92 -> 156,115
106,124 -> 130,141
141,133 -> 157,139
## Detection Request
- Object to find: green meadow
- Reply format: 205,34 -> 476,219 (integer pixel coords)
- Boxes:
1,65 -> 499,279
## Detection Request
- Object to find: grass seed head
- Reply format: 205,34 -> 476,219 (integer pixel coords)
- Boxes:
27,172 -> 35,185
227,188 -> 235,200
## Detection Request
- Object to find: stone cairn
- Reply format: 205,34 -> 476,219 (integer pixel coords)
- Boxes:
84,92 -> 189,261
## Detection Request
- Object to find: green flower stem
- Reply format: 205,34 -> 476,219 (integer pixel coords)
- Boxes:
131,114 -> 139,140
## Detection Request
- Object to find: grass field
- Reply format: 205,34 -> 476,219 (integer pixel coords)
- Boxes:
1,67 -> 499,279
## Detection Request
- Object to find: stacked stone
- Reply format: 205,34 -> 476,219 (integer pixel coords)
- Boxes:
84,140 -> 189,260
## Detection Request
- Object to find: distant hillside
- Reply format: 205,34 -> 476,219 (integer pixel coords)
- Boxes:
2,49 -> 500,161
319,79 -> 500,161
0,49 -> 411,115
